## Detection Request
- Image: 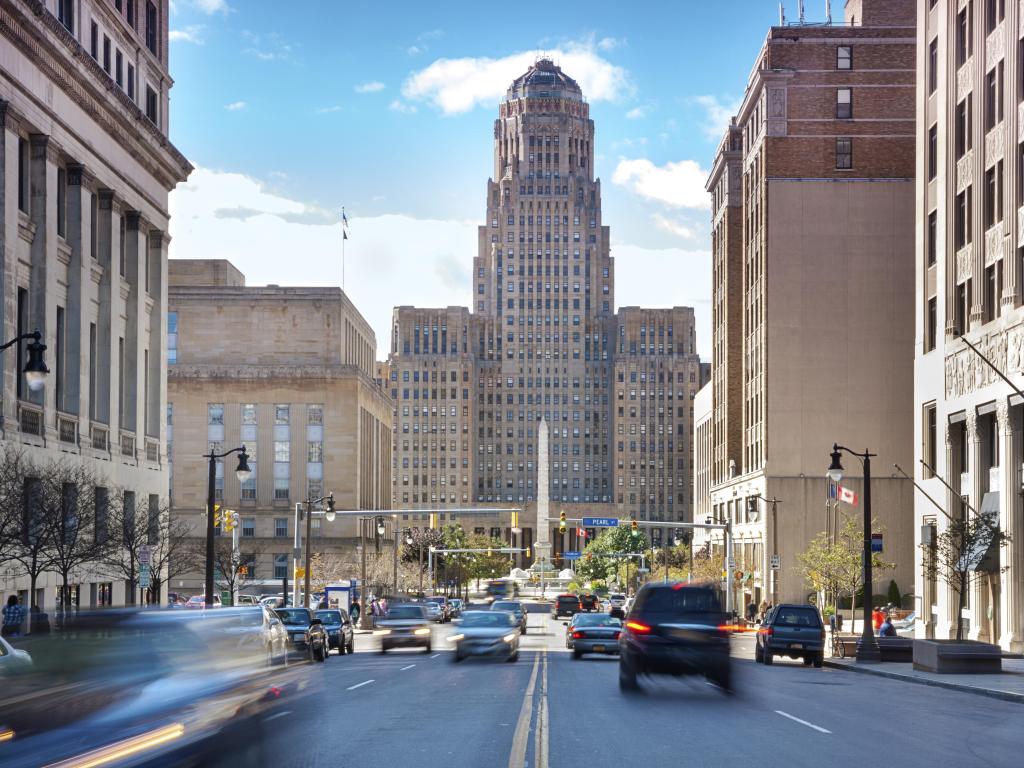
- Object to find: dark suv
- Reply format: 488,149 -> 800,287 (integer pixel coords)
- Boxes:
553,594 -> 581,618
618,583 -> 731,693
756,604 -> 825,667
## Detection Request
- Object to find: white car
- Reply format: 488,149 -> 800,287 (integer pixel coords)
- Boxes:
0,635 -> 32,673
609,593 -> 627,608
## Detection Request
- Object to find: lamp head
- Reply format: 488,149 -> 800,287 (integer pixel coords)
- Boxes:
827,444 -> 844,483
376,517 -> 386,536
234,447 -> 253,483
324,493 -> 336,522
24,332 -> 48,392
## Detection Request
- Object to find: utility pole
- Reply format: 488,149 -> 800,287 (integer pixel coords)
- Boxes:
303,498 -> 313,608
392,522 -> 399,598
359,517 -> 370,629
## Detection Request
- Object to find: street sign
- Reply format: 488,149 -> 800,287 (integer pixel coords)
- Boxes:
582,517 -> 619,527
139,564 -> 151,589
139,545 -> 152,567
562,551 -> 581,561
294,566 -> 306,579
727,557 -> 736,569
637,567 -> 650,574
871,533 -> 883,553
770,554 -> 781,570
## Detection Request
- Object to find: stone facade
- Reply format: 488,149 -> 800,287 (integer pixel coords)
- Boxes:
915,0 -> 1024,651
695,0 -> 917,610
167,260 -> 391,596
384,60 -> 706,564
0,0 -> 189,609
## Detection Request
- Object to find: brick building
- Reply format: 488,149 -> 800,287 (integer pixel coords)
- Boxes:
385,60 -> 707,561
695,0 -> 917,609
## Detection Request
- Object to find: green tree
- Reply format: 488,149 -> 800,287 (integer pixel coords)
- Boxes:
575,526 -> 647,582
464,533 -> 510,589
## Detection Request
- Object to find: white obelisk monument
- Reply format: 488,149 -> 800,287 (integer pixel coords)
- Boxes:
534,418 -> 551,571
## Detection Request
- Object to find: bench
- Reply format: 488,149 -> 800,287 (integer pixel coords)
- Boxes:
877,637 -> 913,662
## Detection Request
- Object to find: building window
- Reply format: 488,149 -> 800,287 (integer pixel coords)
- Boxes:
127,64 -> 135,101
835,137 -> 852,169
145,86 -> 158,124
145,1 -> 158,56
928,39 -> 938,94
837,45 -> 851,70
242,518 -> 255,538
985,63 -> 1004,131
928,125 -> 937,180
926,296 -> 937,352
274,554 -> 288,579
89,323 -> 98,420
274,404 -> 290,501
167,312 -> 177,364
985,263 -> 997,322
986,0 -> 1005,34
90,21 -> 98,59
927,211 -> 937,266
275,518 -> 288,538
56,166 -> 67,237
836,88 -> 852,119
55,306 -> 65,410
955,96 -> 972,158
955,187 -> 972,248
115,50 -> 123,88
103,36 -> 111,74
127,0 -> 136,28
956,8 -> 971,67
57,0 -> 73,32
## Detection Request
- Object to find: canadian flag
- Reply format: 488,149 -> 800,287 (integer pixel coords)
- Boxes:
827,480 -> 859,506
577,527 -> 588,538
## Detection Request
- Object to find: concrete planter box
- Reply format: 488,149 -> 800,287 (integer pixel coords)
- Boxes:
912,639 -> 1002,674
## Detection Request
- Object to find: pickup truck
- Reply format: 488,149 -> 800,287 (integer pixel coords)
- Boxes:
756,604 -> 825,667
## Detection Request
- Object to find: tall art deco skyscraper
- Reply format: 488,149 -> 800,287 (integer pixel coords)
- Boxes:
386,60 -> 707,555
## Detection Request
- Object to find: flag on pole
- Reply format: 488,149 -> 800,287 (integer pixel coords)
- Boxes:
576,527 -> 587,539
343,230 -> 348,240
827,480 -> 858,506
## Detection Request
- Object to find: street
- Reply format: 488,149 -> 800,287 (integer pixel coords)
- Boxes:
262,604 -> 1021,768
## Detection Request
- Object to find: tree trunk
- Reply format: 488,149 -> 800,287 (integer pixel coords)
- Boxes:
956,573 -> 967,642
28,565 -> 37,634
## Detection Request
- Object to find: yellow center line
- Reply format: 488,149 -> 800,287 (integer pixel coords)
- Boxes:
507,651 -> 540,768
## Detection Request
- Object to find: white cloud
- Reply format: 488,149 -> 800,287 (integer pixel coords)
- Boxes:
693,94 -> 740,140
169,25 -> 204,44
224,101 -> 247,111
389,100 -> 417,114
194,0 -> 229,13
651,213 -> 695,240
242,30 -> 292,62
315,105 -> 343,114
612,158 -> 710,210
625,107 -> 645,120
597,36 -> 625,51
170,168 -> 713,359
355,81 -> 385,93
402,40 -> 630,115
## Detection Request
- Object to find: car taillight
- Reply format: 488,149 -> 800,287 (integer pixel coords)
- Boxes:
820,628 -> 826,641
613,631 -> 621,640
718,624 -> 747,633
757,626 -> 773,636
625,620 -> 651,634
572,630 -> 585,639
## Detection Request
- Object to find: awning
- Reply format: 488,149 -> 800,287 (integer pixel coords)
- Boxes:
961,492 -> 1001,573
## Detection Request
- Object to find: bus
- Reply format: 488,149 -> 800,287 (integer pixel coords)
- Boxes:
485,579 -> 513,603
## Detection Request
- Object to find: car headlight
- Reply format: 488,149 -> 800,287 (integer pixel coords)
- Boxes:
374,629 -> 391,636
449,633 -> 464,643
503,633 -> 517,643
414,627 -> 431,636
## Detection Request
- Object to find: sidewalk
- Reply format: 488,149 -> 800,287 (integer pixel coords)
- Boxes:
824,654 -> 1024,704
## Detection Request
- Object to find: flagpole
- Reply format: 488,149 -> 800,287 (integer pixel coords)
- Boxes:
341,206 -> 346,291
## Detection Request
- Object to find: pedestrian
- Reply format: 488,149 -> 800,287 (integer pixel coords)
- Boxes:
746,601 -> 757,625
2,595 -> 25,637
350,599 -> 361,625
872,606 -> 884,631
30,605 -> 50,634
879,612 -> 897,637
758,599 -> 769,622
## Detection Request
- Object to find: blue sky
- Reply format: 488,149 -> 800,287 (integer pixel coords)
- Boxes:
166,0 -> 801,357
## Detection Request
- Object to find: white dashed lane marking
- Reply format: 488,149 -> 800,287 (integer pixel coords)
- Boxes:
347,679 -> 375,691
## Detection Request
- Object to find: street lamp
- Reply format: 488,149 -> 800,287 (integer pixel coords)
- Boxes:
0,330 -> 49,392
376,516 -> 386,537
301,492 -> 335,608
828,443 -> 880,662
204,446 -> 251,608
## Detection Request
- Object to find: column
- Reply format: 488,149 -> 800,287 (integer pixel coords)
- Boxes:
64,163 -> 85,418
999,401 -> 1023,651
122,210 -> 141,443
95,190 -> 115,434
966,412 -> 985,641
147,230 -> 165,457
941,422 -> 961,638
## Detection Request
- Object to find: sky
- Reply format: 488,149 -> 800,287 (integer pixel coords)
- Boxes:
166,0 -> 803,359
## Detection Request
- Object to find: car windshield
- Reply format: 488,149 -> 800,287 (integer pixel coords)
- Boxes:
492,602 -> 521,613
637,588 -> 720,615
275,609 -> 311,626
387,606 -> 425,619
574,614 -> 622,627
425,597 -> 445,604
610,594 -> 625,601
462,613 -> 511,628
774,607 -> 822,627
315,610 -> 342,624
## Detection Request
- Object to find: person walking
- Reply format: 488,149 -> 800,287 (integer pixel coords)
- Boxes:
2,595 -> 25,638
350,599 -> 361,625
746,601 -> 757,625
758,599 -> 769,623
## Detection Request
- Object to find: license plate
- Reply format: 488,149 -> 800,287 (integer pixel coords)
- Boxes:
789,643 -> 803,649
292,633 -> 304,641
593,644 -> 605,652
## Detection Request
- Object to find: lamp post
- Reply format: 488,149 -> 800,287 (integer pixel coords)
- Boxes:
404,529 -> 414,596
0,330 -> 49,392
828,443 -> 880,662
301,492 -> 336,608
751,494 -> 784,605
204,446 -> 251,608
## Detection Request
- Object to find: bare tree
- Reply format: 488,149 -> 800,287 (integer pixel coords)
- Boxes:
98,490 -> 149,604
6,462 -> 56,626
0,445 -> 30,562
150,508 -> 202,604
213,538 -> 267,601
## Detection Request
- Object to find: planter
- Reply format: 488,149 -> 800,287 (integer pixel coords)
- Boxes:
912,639 -> 1002,674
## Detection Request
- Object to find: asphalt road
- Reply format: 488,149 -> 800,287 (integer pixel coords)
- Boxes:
261,604 -> 1022,768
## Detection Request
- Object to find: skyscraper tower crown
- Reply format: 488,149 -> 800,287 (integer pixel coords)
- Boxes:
505,58 -> 583,102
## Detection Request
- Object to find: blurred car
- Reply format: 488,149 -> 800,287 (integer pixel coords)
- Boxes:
450,610 -> 520,662
579,593 -> 600,612
0,609 -> 308,767
609,593 -> 627,609
184,594 -> 222,609
376,604 -> 432,653
423,601 -> 444,623
424,596 -> 452,622
214,606 -> 289,667
490,600 -> 527,634
315,608 -> 354,654
552,594 -> 581,618
567,613 -> 623,659
0,636 -> 32,673
756,604 -> 825,667
236,595 -> 260,606
449,598 -> 465,618
893,610 -> 917,638
618,583 -> 732,693
274,607 -> 329,662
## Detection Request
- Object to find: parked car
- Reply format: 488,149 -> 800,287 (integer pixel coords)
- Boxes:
235,595 -> 260,606
450,610 -> 520,662
422,601 -> 444,623
376,604 -> 432,653
315,609 -> 355,654
274,607 -> 329,662
566,613 -> 622,659
552,594 -> 581,618
490,600 -> 527,634
0,635 -> 32,674
449,598 -> 464,618
618,582 -> 732,693
424,596 -> 452,622
184,595 -> 222,609
755,603 -> 825,667
210,606 -> 288,667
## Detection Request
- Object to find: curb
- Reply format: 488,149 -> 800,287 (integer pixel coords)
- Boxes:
823,660 -> 1024,704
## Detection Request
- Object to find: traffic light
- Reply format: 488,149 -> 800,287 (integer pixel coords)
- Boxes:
631,515 -> 638,533
212,503 -> 222,528
525,546 -> 531,558
559,511 -> 567,534
487,546 -> 493,556
223,510 -> 239,532
239,566 -> 248,577
511,511 -> 519,530
429,513 -> 437,529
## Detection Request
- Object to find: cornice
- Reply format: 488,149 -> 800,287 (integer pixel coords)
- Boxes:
168,363 -> 376,382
